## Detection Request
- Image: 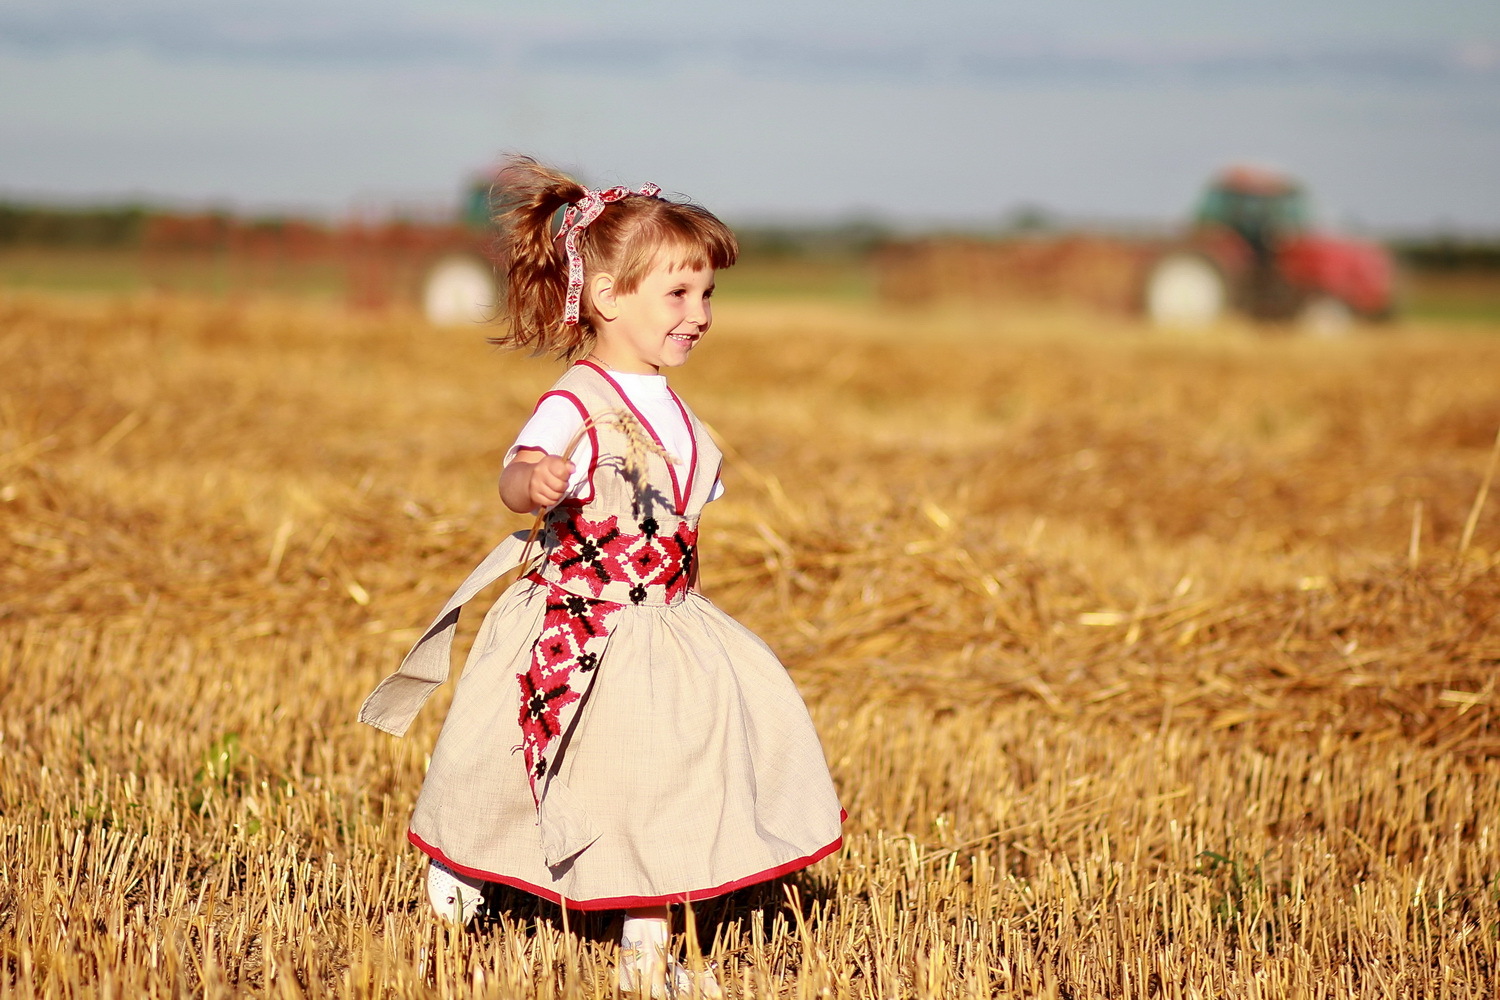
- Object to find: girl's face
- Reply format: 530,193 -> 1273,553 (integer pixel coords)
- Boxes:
591,260 -> 715,375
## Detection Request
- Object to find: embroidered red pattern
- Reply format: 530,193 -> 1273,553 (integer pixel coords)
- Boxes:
517,508 -> 697,799
518,583 -> 621,794
550,509 -> 696,604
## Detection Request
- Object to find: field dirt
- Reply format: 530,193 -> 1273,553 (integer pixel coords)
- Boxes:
1,291 -> 1498,998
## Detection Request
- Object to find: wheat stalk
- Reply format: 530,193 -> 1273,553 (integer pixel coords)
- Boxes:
1458,421 -> 1500,558
519,408 -> 676,564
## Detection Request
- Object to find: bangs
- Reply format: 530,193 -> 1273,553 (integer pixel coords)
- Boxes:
610,206 -> 739,294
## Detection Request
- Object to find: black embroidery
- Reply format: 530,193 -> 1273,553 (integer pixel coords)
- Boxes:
661,530 -> 695,591
555,515 -> 622,585
545,590 -> 609,637
519,672 -> 573,738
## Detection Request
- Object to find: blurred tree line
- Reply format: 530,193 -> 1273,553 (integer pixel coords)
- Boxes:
2,201 -> 1499,274
0,203 -> 150,248
732,220 -> 893,260
1390,237 -> 1500,273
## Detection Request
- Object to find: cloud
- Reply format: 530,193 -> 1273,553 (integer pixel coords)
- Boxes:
2,3 -> 1497,86
3,6 -> 1498,229
0,2 -> 500,65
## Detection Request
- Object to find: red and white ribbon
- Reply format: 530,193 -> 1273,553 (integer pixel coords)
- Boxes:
554,183 -> 661,325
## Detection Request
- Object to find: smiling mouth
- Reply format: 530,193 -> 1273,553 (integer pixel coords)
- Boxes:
668,333 -> 699,342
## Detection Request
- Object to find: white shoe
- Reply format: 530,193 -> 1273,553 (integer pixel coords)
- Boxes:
617,944 -> 722,999
426,858 -> 485,925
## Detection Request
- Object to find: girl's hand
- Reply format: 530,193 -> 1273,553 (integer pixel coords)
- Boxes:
528,455 -> 575,507
500,452 -> 576,513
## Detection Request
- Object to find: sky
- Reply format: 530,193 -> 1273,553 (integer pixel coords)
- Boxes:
3,1 -> 1499,232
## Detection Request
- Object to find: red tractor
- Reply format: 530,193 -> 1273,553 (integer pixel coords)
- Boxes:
1143,166 -> 1396,332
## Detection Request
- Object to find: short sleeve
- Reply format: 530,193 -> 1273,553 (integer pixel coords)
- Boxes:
505,394 -> 595,497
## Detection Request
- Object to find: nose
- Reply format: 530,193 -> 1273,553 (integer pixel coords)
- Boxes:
688,295 -> 710,330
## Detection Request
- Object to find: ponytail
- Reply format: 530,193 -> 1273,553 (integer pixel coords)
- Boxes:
489,156 -> 590,359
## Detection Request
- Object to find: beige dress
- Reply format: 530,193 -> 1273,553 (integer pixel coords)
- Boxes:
359,361 -> 844,909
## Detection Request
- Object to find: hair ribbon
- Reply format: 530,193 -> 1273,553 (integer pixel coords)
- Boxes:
554,182 -> 661,325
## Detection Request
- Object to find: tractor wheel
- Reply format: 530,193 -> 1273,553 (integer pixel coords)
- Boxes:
421,253 -> 497,326
1296,294 -> 1355,338
1144,251 -> 1228,330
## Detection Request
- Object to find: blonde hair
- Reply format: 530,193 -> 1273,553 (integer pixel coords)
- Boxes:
489,156 -> 738,360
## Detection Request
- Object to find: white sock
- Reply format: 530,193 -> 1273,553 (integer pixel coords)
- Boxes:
621,915 -> 669,951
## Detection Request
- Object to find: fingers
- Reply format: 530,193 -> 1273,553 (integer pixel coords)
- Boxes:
541,455 -> 575,481
529,457 -> 576,507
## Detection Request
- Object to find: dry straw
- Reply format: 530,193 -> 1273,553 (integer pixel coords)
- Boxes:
1,291 -> 1498,998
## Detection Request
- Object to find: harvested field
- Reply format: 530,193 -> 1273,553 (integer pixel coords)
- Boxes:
1,290 -> 1498,998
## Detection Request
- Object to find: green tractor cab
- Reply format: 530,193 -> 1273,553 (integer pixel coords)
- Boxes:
1145,166 -> 1396,333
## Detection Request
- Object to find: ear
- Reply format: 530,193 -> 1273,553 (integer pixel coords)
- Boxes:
589,273 -> 619,322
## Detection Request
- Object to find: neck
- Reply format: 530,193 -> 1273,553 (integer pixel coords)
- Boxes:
585,350 -> 660,376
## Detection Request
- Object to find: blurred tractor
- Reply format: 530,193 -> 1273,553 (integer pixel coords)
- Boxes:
343,176 -> 500,324
142,175 -> 501,325
875,166 -> 1397,333
1142,166 -> 1396,332
414,179 -> 499,325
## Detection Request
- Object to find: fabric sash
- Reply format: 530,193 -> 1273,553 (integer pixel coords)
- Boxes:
518,579 -> 621,799
358,530 -> 535,737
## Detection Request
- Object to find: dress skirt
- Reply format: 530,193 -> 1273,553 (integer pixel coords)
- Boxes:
407,577 -> 845,909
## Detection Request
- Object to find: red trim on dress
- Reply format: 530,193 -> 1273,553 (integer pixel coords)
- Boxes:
526,389 -> 598,505
667,387 -> 698,506
575,360 -> 693,516
409,819 -> 844,911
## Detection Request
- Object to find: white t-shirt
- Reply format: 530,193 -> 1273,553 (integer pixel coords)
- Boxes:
505,370 -> 723,502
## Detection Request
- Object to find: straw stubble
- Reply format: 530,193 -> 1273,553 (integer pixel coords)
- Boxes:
1,292 -> 1498,997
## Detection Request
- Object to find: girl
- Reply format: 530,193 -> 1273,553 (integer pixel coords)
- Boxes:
359,157 -> 844,996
